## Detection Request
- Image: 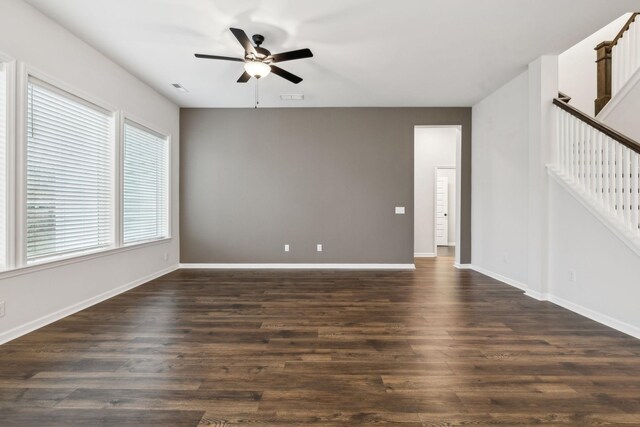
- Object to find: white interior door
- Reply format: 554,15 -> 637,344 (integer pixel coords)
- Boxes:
435,176 -> 449,246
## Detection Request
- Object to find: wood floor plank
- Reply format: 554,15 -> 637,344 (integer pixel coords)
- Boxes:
0,256 -> 639,425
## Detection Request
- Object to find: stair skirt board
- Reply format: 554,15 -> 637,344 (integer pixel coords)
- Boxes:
597,66 -> 640,121
547,166 -> 640,257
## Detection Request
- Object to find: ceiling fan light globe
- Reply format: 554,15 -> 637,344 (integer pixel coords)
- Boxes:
244,61 -> 271,78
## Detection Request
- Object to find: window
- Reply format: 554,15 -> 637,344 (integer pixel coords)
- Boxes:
0,63 -> 6,271
26,78 -> 113,262
122,121 -> 169,245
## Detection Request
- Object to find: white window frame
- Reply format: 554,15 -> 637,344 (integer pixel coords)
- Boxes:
0,53 -> 16,272
120,112 -> 172,246
0,64 -> 173,279
18,67 -> 118,266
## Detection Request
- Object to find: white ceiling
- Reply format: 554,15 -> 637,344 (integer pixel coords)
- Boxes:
25,0 -> 638,108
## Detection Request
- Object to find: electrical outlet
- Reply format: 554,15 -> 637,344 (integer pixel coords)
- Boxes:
502,252 -> 508,263
316,244 -> 323,252
0,301 -> 5,318
569,269 -> 577,283
163,252 -> 169,262
284,244 -> 290,252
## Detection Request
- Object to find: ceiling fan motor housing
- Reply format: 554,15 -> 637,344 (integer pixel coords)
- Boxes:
252,34 -> 265,46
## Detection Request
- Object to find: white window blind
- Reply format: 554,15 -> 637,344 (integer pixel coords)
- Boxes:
0,63 -> 6,271
26,78 -> 113,262
123,121 -> 169,245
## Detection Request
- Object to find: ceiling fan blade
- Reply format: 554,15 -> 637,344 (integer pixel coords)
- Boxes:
230,27 -> 257,55
237,71 -> 252,83
195,53 -> 244,62
270,48 -> 313,63
270,65 -> 303,84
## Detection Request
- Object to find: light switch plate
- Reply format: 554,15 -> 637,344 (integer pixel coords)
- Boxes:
284,244 -> 290,252
395,206 -> 405,214
316,244 -> 323,252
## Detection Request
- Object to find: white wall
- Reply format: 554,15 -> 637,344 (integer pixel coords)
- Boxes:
437,168 -> 456,245
471,70 -> 530,285
473,53 -> 640,337
414,127 -> 457,256
548,177 -> 640,338
559,14 -> 631,116
0,0 -> 179,343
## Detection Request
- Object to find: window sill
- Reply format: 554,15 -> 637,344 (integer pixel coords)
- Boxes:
0,237 -> 173,281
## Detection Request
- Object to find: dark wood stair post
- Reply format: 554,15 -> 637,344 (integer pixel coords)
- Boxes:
594,41 -> 612,115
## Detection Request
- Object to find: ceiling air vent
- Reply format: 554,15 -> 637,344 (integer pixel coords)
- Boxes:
280,94 -> 304,101
171,83 -> 188,93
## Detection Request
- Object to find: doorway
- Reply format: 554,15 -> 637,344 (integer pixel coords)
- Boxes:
414,126 -> 461,265
435,166 -> 456,257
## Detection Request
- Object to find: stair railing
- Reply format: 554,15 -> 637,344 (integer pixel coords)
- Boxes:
553,95 -> 640,237
594,13 -> 639,114
612,13 -> 640,96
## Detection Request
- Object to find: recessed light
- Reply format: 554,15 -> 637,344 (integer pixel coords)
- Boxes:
280,94 -> 304,101
171,83 -> 188,93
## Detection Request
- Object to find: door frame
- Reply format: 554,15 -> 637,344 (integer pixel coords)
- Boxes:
413,125 -> 462,266
434,166 -> 456,255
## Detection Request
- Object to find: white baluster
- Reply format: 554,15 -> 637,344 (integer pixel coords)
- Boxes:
565,113 -> 570,174
596,131 -> 603,203
611,137 -> 617,213
604,136 -> 610,210
632,23 -> 637,72
555,107 -> 561,168
622,31 -> 631,86
623,148 -> 629,227
585,126 -> 591,191
632,151 -> 639,236
580,121 -> 589,190
576,121 -> 581,187
613,44 -> 620,95
590,128 -> 597,195
575,120 -> 581,186
571,116 -> 577,180
617,143 -> 623,219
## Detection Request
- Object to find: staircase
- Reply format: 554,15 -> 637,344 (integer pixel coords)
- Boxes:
612,13 -> 640,97
551,13 -> 640,255
594,14 -> 640,141
552,96 -> 640,253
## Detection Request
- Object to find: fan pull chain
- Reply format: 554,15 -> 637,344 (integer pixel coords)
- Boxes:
255,78 -> 259,109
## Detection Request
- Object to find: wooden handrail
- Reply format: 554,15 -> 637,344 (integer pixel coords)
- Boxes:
553,96 -> 640,154
611,13 -> 639,47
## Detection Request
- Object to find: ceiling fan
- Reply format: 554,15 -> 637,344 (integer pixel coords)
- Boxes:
195,28 -> 313,84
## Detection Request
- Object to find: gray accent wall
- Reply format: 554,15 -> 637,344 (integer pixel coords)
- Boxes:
180,108 -> 471,264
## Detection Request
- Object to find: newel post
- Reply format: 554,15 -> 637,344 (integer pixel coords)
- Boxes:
594,41 -> 612,115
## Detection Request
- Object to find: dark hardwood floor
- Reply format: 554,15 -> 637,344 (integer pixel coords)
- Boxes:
1,256 -> 640,426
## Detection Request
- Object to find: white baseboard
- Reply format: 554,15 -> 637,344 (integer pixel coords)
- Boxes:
525,289 -> 549,301
179,263 -> 416,270
454,263 -> 472,269
414,252 -> 436,258
469,264 -> 530,292
0,264 -> 179,345
468,264 -> 640,339
548,294 -> 640,339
